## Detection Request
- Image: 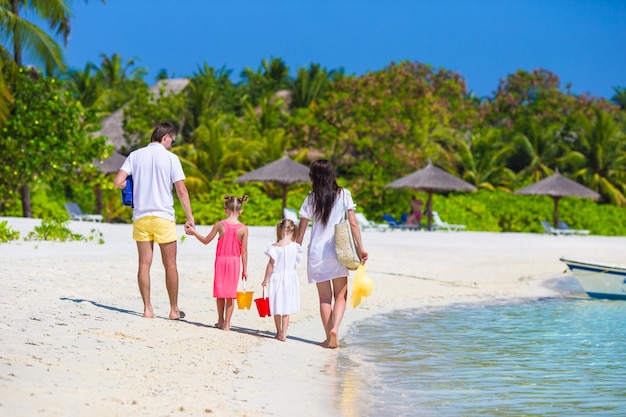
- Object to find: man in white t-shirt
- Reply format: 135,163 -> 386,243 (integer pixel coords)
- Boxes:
114,122 -> 194,320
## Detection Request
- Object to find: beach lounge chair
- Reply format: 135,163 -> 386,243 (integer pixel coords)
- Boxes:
382,214 -> 419,231
283,207 -> 299,222
557,221 -> 590,235
64,202 -> 103,222
540,220 -> 575,236
432,211 -> 465,231
541,220 -> 559,235
355,212 -> 388,232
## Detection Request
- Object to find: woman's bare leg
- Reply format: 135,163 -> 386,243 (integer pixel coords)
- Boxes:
316,281 -> 333,347
328,277 -> 348,348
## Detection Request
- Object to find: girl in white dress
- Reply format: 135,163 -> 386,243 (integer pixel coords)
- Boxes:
296,159 -> 368,348
262,219 -> 302,341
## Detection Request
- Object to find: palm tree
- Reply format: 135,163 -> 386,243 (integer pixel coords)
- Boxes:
240,57 -> 290,105
289,63 -> 331,109
0,0 -> 104,217
511,120 -> 565,183
94,52 -> 148,112
0,55 -> 12,122
64,62 -> 104,109
184,63 -> 238,136
98,52 -> 147,88
456,128 -> 516,191
612,86 -> 626,110
570,110 -> 626,205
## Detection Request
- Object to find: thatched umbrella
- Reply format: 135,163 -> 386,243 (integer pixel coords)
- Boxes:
233,155 -> 311,211
514,171 -> 600,228
385,161 -> 477,230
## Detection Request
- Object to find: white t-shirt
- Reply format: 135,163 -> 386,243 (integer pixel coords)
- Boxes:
120,142 -> 186,221
299,188 -> 356,283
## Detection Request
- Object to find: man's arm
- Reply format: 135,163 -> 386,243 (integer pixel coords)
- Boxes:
113,170 -> 129,189
174,180 -> 195,228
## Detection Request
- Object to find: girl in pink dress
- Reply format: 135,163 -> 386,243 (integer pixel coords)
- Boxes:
186,195 -> 248,331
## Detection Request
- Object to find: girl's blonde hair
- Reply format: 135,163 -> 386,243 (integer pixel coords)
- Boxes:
276,219 -> 297,242
223,195 -> 248,212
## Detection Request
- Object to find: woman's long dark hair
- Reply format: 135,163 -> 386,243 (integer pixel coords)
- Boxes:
309,159 -> 340,226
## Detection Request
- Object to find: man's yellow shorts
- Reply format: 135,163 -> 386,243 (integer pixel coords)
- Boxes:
133,216 -> 178,243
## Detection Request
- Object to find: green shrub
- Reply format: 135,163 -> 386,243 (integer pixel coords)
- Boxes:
26,218 -> 104,244
6,177 -> 626,236
0,221 -> 20,243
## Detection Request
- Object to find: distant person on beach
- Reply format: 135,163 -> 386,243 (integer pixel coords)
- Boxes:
185,195 -> 248,331
296,159 -> 368,348
406,196 -> 423,227
113,122 -> 194,320
262,219 -> 302,341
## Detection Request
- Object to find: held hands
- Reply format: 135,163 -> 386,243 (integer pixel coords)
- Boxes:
184,223 -> 196,235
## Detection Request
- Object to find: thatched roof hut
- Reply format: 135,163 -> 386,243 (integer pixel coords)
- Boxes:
93,78 -> 190,173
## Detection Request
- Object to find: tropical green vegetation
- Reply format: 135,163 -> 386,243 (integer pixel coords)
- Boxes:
0,220 -> 19,242
25,218 -> 104,243
1,1 -> 625,235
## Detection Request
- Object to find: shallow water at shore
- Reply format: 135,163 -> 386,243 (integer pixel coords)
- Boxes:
337,298 -> 626,416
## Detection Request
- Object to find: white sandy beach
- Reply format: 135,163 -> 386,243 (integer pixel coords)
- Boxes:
1,216 -> 624,416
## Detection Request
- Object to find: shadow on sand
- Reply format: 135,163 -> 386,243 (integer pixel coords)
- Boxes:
60,297 -> 320,345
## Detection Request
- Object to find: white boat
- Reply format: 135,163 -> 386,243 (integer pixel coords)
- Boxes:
560,257 -> 626,300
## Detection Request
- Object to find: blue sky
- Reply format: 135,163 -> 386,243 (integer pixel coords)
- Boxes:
56,0 -> 626,99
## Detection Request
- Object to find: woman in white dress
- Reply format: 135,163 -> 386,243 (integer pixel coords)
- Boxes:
296,159 -> 368,348
262,219 -> 302,341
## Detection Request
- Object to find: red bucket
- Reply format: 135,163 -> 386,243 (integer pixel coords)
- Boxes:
254,286 -> 271,317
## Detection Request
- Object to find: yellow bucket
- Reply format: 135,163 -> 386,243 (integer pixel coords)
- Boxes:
236,281 -> 254,309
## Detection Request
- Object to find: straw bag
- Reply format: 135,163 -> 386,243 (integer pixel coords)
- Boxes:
335,189 -> 361,270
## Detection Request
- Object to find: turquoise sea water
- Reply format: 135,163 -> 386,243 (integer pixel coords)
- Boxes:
337,298 -> 626,416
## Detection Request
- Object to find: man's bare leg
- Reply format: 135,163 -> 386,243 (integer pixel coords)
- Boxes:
160,241 -> 184,320
137,241 -> 155,318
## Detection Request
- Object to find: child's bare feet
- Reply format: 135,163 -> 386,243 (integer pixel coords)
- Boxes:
215,320 -> 225,329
